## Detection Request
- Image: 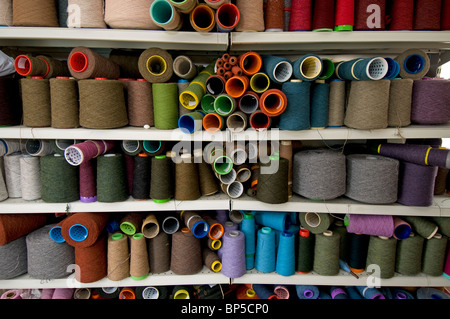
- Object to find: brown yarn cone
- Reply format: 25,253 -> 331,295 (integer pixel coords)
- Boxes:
37,55 -> 70,79
148,231 -> 171,273
279,140 -> 293,198
21,77 -> 51,127
129,233 -> 149,279
175,154 -> 201,201
119,212 -> 143,236
50,77 -> 80,128
170,228 -> 202,275
75,235 -> 107,283
0,213 -> 47,246
194,149 -> 219,196
182,211 -> 205,233
236,0 -> 265,31
202,247 -> 222,272
127,79 -> 154,127
107,232 -> 130,281
141,213 -> 160,239
388,79 -> 413,127
68,47 -> 120,80
13,0 -> 59,27
60,212 -> 109,248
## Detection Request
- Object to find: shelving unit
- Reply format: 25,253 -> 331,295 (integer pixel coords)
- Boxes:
0,28 -> 449,290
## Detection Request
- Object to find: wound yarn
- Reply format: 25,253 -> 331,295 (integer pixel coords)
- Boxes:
67,0 -> 107,28
395,233 -> 424,275
12,0 -> 58,27
68,46 -> 120,80
365,235 -> 397,279
236,0 -> 264,31
388,78 -> 413,127
411,78 -> 450,125
105,0 -> 161,29
345,214 -> 394,237
0,236 -> 27,279
313,230 -> 340,276
21,77 -> 51,127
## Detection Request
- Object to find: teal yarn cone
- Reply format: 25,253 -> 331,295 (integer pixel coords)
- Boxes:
41,154 -> 79,203
276,231 -> 295,276
254,211 -> 291,232
336,57 -> 388,81
310,81 -> 329,129
153,82 -> 179,129
240,212 -> 256,270
255,227 -> 276,273
261,55 -> 293,85
96,154 -> 129,202
292,54 -> 323,81
279,80 -> 311,130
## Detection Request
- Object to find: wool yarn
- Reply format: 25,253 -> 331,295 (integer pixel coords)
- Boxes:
148,231 -> 171,273
68,47 -> 120,80
422,233 -> 448,276
366,235 -> 397,279
21,77 -> 51,127
293,149 -> 346,200
67,0 -> 107,28
345,154 -> 399,204
395,233 -> 424,276
299,212 -> 334,234
236,0 -> 264,31
411,79 -> 450,125
20,155 -> 41,201
313,230 -> 340,276
105,0 -> 161,30
4,152 -> 22,198
388,79 -> 413,127
50,77 -> 79,129
0,214 -> 47,246
26,224 -> 75,280
60,212 -> 109,248
327,80 -> 346,127
0,0 -> 12,25
130,233 -> 149,280
12,0 -> 59,27
0,236 -> 27,279
395,49 -> 430,80
221,230 -> 246,278
170,228 -> 202,275
138,48 -> 174,83
345,214 -> 394,237
74,235 -> 107,283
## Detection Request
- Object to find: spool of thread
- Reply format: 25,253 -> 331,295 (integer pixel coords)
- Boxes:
397,161 -> 438,207
393,217 -> 412,240
179,111 -> 204,134
378,143 -> 450,168
226,111 -> 248,133
312,0 -> 335,31
107,232 -> 129,281
235,0 -> 264,31
0,236 -> 28,279
240,212 -> 256,270
299,212 -> 333,234
150,155 -> 173,203
366,235 -> 397,279
261,55 -> 293,85
206,75 -> 226,96
131,154 -> 151,200
0,214 -> 47,247
66,0 -> 106,28
295,285 -> 319,299
216,2 -> 240,32
387,79 -> 413,127
395,233 -> 424,275
434,167 -> 449,195
389,0 -> 414,30
0,0 -> 12,26
78,79 -> 128,129
0,78 -> 22,126
279,80 -> 310,130
202,112 -> 224,133
140,213 -> 160,239
313,230 -> 340,275
256,157 -> 289,204
259,89 -> 287,117
130,233 -> 149,280
195,152 -> 219,196
356,286 -> 385,299
236,92 -> 258,115
150,0 -> 183,31
226,75 -> 249,98
175,155 -> 201,201
41,154 -> 79,203
169,0 -> 198,14
417,287 -> 450,299
289,0 -> 312,30
413,0 -> 441,30
4,153 -> 22,198
190,3 -> 215,32
74,235 -> 107,283
296,228 -> 314,274
97,154 -> 129,202
432,217 -> 450,238
327,80 -> 346,127
127,79 -> 154,127
395,49 -> 431,80
104,0 -> 161,29
292,54 -> 323,81
422,233 -> 448,276
293,149 -> 346,200
36,55 -> 70,79
255,211 -> 291,232
27,224 -> 75,280
68,47 -> 119,80
276,231 -> 295,276
147,231 -> 171,273
354,0 -> 386,30
344,80 -> 390,129
21,77 -> 51,127
41,289 -> 55,299
49,77 -> 79,129
254,227 -> 276,273
61,212 -> 109,248
19,155 -> 41,201
334,0 -> 355,31
347,233 -> 369,273
179,62 -> 215,110
1,290 -> 21,299
345,214 -> 394,237
170,228 -> 203,275
336,57 -> 388,81
238,52 -> 263,77
65,140 -> 115,166
330,287 -> 349,299
182,211 -> 209,239
14,55 -> 47,78
401,216 -> 438,240
411,79 -> 450,125
152,82 -> 179,129
213,94 -> 236,117
345,154 -> 399,204
77,160 -> 97,201
12,0 -> 58,26
202,247 -> 222,272
221,230 -> 246,278
249,73 -> 270,94
119,213 -> 142,236
142,140 -> 164,157
310,81 -> 329,129
173,55 -> 197,81
201,94 -> 216,114
138,48 -> 173,83
264,0 -> 284,31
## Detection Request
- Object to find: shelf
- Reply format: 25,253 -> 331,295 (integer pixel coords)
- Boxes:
0,193 -> 230,214
230,31 -> 450,54
0,27 -> 229,51
0,126 -> 228,142
231,194 -> 450,217
0,267 -> 230,289
231,269 -> 450,287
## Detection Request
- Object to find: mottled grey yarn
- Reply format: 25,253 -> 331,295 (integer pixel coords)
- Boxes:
26,223 -> 75,280
345,154 -> 399,204
0,236 -> 28,279
293,149 -> 346,200
0,160 -> 8,201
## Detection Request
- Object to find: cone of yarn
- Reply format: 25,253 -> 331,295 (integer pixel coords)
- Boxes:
366,235 -> 397,279
173,56 -> 198,80
389,0 -> 413,30
78,79 -> 128,129
21,77 -> 51,127
96,154 -> 129,202
255,227 -> 276,273
202,247 -> 222,272
50,77 -> 79,128
153,82 -> 179,129
345,154 -> 399,204
422,233 -> 448,276
67,0 -> 107,28
411,79 -> 450,125
138,48 -> 174,83
0,213 -> 47,246
413,0 -> 441,30
148,231 -> 171,273
296,228 -> 314,274
52,288 -> 75,299
221,230 -> 246,278
180,62 -> 215,110
345,214 -> 394,237
393,217 -> 412,240
170,228 -> 203,275
344,80 -> 390,129
313,230 -> 340,276
296,285 -> 320,300
150,155 -> 174,203
377,143 -> 450,168
19,155 -> 40,201
104,0 -> 161,29
36,55 -> 70,79
395,233 -> 424,276
64,140 -> 115,166
276,231 -> 295,276
196,155 -> 219,196
74,235 -> 107,283
60,212 -> 109,248
299,212 -> 333,235
401,216 -> 438,240
130,233 -> 149,280
68,47 -> 120,79
127,79 -> 154,127
431,217 -> 450,238
434,167 -> 449,195
120,212 -> 143,236
388,79 -> 413,127
293,149 -> 346,200
182,211 -> 209,239
0,0 -> 12,25
256,157 -> 289,204
0,236 -> 28,279
4,153 -> 22,198
40,154 -> 79,203
12,0 -> 58,27
175,154 -> 201,201
150,0 -> 183,31
347,233 -> 369,273
26,224 -> 75,280
395,49 -> 431,80
0,77 -> 22,126
235,0 -> 264,31
107,232 -> 129,281
141,213 -> 160,239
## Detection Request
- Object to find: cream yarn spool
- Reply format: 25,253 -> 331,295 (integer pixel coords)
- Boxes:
105,0 -> 161,30
67,0 -> 107,28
